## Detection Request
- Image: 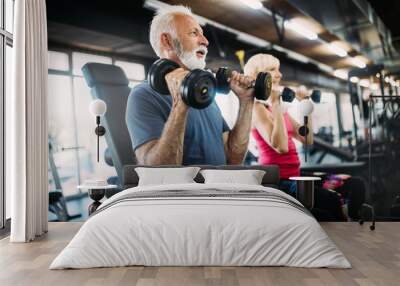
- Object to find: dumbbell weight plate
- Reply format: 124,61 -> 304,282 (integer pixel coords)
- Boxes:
180,69 -> 217,109
311,90 -> 321,103
215,67 -> 231,94
281,87 -> 295,102
254,72 -> 272,101
148,59 -> 180,94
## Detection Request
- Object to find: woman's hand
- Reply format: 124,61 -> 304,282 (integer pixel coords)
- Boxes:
269,85 -> 282,104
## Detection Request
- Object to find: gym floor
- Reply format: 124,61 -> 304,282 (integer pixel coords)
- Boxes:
0,222 -> 399,286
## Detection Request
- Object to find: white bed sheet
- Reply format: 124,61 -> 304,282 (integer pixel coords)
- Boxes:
50,183 -> 351,269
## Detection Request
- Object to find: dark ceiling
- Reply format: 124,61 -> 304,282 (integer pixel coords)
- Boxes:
367,0 -> 400,50
46,0 -> 399,88
46,0 -> 359,68
46,0 -> 153,57
46,0 -> 312,70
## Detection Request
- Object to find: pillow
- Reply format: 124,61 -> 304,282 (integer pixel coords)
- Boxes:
200,169 -> 266,185
135,167 -> 201,186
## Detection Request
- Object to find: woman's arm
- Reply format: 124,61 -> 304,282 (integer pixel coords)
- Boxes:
253,101 -> 289,154
288,114 -> 314,145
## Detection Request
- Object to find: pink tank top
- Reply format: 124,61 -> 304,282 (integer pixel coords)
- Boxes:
251,105 -> 300,179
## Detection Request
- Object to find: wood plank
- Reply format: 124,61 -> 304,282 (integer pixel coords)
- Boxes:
0,222 -> 399,286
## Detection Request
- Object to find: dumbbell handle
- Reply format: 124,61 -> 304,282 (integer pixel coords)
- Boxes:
298,93 -> 320,103
223,69 -> 256,88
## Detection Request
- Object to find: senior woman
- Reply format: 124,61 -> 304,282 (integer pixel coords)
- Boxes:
244,54 -> 345,221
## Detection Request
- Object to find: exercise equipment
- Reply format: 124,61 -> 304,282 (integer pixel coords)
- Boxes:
281,88 -> 321,103
281,87 -> 296,102
309,90 -> 321,103
311,136 -> 356,162
48,139 -> 81,222
286,88 -> 322,103
300,162 -> 365,174
82,63 -> 136,182
148,59 -> 217,109
215,67 -> 273,101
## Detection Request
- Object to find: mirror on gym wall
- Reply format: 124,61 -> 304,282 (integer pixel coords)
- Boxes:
46,1 -> 400,223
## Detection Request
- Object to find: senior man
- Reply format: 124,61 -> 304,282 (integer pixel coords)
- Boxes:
126,5 -> 255,165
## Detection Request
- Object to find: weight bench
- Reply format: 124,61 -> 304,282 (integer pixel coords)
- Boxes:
82,63 -> 137,187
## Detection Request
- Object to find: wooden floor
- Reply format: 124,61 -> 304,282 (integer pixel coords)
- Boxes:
0,222 -> 399,286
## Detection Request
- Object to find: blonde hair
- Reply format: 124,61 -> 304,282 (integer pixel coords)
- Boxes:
244,54 -> 280,78
149,5 -> 193,57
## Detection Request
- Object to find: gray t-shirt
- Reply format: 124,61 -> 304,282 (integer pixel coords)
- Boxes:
126,82 -> 230,165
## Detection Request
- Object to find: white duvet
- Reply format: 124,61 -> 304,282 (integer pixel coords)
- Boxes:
50,183 -> 351,269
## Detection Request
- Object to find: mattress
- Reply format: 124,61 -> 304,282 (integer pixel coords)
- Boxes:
50,183 -> 351,269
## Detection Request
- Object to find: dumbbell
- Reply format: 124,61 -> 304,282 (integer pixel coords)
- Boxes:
296,90 -> 321,147
215,67 -> 273,101
281,87 -> 296,102
310,90 -> 321,103
282,88 -> 321,103
148,59 -> 217,109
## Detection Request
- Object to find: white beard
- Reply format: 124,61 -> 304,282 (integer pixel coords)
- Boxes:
179,50 -> 206,70
174,40 -> 207,70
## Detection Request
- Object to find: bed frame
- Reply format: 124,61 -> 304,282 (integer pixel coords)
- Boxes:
87,165 -> 280,215
122,165 -> 280,189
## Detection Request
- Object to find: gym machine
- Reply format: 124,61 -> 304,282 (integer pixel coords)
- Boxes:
346,64 -> 400,226
48,138 -> 81,222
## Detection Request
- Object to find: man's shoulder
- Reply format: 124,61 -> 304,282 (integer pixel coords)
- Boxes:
129,81 -> 166,103
130,81 -> 154,97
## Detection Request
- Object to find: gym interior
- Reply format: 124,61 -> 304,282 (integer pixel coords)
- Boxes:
1,0 -> 400,285
42,0 -> 400,223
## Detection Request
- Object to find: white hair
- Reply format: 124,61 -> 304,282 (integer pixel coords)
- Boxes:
244,54 -> 280,78
149,5 -> 194,57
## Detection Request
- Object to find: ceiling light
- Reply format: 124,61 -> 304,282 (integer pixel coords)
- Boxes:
287,51 -> 310,64
284,20 -> 318,40
350,76 -> 359,83
239,0 -> 263,10
327,43 -> 347,57
351,58 -> 366,68
333,69 -> 348,80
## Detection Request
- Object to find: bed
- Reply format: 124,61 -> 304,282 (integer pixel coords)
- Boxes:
50,165 -> 351,269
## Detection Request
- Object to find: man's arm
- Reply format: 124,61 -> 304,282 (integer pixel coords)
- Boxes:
135,103 -> 188,165
222,71 -> 255,164
224,99 -> 254,164
131,68 -> 190,165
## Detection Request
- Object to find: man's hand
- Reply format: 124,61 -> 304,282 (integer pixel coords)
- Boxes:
229,71 -> 254,103
165,68 -> 190,110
